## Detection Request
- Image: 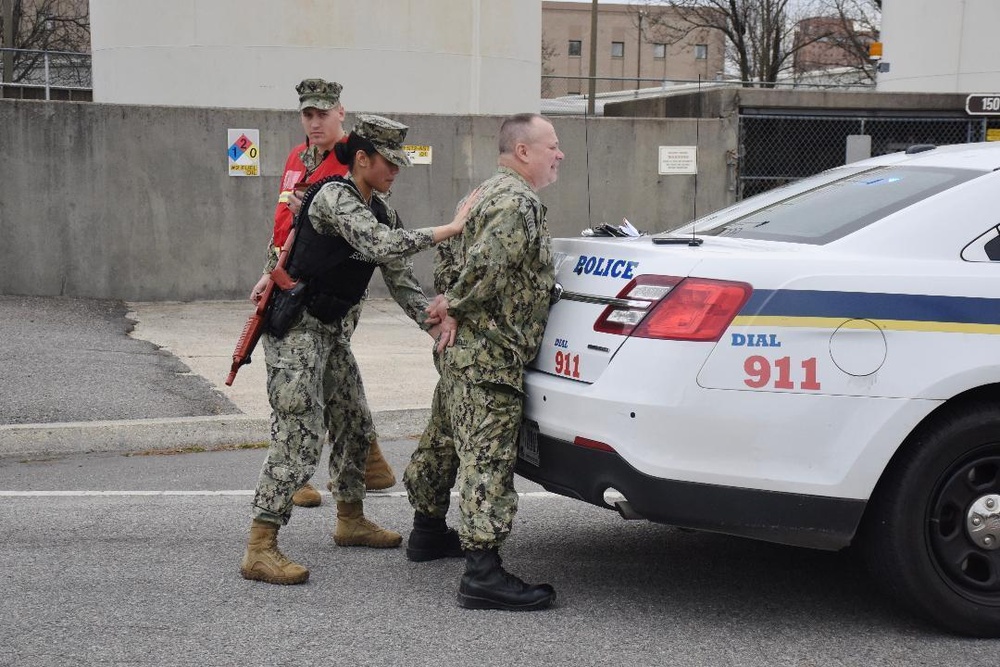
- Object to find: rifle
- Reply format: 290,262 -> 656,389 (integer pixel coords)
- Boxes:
224,230 -> 299,386
225,175 -> 343,386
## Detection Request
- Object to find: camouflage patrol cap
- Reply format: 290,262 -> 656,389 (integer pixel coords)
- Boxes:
295,78 -> 342,111
353,114 -> 412,167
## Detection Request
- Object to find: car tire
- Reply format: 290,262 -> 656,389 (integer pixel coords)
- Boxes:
861,400 -> 1000,637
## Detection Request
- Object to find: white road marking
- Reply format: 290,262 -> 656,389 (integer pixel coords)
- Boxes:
0,490 -> 563,498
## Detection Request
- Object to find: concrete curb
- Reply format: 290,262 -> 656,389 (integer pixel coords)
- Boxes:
0,408 -> 431,459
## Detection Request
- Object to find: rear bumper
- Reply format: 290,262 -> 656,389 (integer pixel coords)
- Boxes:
515,433 -> 865,550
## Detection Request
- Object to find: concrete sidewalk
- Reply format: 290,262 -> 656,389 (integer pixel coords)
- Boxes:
0,299 -> 439,458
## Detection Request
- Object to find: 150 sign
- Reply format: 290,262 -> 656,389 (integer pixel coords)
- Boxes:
966,94 -> 1000,115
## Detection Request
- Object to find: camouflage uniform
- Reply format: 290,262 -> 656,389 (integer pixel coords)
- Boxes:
252,117 -> 434,526
403,236 -> 460,518
404,167 -> 554,549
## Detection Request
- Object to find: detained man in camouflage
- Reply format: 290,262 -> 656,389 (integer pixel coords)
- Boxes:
240,114 -> 475,586
400,230 -> 463,563
408,113 -> 564,610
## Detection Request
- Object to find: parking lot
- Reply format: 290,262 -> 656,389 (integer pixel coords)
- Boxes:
4,443 -> 997,666
1,296 -> 997,664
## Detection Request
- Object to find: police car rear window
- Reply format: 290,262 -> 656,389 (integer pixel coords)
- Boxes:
689,166 -> 985,245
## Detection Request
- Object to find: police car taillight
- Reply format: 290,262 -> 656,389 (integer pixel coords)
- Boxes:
594,275 -> 751,341
592,275 -> 682,335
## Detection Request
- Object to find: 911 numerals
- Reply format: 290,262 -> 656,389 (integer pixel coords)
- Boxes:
555,350 -> 581,378
744,355 -> 821,391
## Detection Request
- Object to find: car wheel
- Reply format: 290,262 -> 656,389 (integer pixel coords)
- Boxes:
861,401 -> 1000,637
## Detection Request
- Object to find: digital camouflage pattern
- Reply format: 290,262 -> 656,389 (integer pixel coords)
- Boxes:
253,306 -> 372,524
445,366 -> 523,550
403,349 -> 455,518
375,203 -> 435,327
432,233 -> 460,296
296,78 -> 342,111
404,235 -> 460,518
298,144 -> 328,174
352,114 -> 412,168
405,168 -> 554,548
308,175 -> 434,270
443,166 -> 554,392
309,174 -> 434,326
252,174 -> 436,524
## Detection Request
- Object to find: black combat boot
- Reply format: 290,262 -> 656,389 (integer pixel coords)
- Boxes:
457,548 -> 556,611
406,512 -> 464,562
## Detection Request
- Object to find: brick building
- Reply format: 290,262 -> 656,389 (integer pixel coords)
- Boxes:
541,1 -> 726,98
793,15 -> 876,75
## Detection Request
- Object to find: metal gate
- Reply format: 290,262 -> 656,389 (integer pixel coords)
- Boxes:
737,113 -> 997,200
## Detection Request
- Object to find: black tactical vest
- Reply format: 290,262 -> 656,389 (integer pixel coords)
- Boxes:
286,176 -> 389,323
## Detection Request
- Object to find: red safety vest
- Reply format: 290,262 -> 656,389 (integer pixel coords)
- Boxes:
272,138 -> 348,248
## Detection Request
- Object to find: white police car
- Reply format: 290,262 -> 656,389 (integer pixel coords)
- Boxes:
517,142 -> 1000,636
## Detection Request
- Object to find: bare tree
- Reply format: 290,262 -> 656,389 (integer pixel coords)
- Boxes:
1,0 -> 90,85
541,34 -> 559,98
630,0 -> 831,86
802,0 -> 880,83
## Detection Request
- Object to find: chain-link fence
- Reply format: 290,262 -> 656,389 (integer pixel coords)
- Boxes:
1,48 -> 91,99
737,114 -> 1000,199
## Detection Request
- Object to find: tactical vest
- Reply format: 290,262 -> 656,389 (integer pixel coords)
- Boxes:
285,175 -> 388,323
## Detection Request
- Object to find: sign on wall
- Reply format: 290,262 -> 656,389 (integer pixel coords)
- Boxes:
658,146 -> 697,175
405,145 -> 433,165
228,129 -> 261,176
965,94 -> 1000,116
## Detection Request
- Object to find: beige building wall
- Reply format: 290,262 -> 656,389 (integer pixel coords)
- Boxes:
541,1 -> 725,98
877,0 -> 1000,93
89,0 -> 540,114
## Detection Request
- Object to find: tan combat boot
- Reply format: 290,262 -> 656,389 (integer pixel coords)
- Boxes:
292,482 -> 322,507
334,500 -> 403,548
240,519 -> 309,585
365,440 -> 397,490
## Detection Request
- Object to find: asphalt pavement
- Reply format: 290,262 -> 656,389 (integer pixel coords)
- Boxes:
5,298 -> 1000,663
0,295 -> 439,459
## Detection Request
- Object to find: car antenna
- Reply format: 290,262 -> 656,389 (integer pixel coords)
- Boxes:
652,78 -> 704,248
585,93 -> 593,229
692,74 -> 701,244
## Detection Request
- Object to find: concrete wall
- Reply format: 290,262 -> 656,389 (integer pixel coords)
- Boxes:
89,0 -> 541,115
605,87 -> 973,120
878,0 -> 1000,93
0,100 -> 734,301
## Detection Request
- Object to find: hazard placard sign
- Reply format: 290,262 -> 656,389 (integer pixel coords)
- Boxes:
228,129 -> 261,177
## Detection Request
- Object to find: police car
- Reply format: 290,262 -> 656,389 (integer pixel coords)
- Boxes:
516,142 -> 1000,636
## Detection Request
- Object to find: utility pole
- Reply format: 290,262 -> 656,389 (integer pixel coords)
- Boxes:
636,10 -> 644,90
2,0 -> 13,86
587,0 -> 598,115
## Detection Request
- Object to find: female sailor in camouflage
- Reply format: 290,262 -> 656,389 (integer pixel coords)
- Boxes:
250,79 -> 398,507
240,114 -> 474,586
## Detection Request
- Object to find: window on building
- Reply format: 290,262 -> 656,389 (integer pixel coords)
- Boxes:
695,44 -> 708,60
653,43 -> 666,59
611,41 -> 624,58
568,40 -> 582,57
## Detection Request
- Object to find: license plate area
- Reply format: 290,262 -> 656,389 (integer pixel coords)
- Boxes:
518,420 -> 540,467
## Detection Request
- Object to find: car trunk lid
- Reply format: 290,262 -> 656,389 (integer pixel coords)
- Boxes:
531,237 -> 708,383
